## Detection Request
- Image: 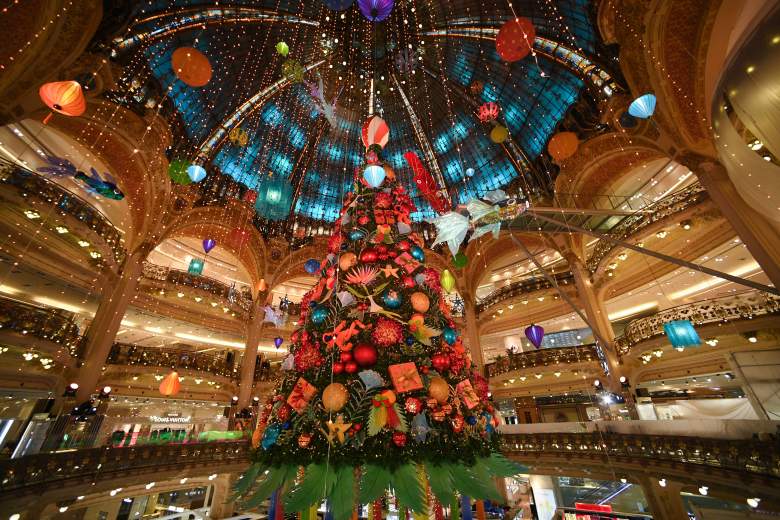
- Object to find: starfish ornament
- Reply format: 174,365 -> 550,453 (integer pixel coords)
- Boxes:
380,264 -> 399,278
325,415 -> 352,444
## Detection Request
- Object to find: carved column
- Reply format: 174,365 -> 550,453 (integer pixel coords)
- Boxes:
74,248 -> 145,402
209,473 -> 237,518
637,477 -> 687,520
237,300 -> 265,409
463,298 -> 484,370
684,156 -> 780,288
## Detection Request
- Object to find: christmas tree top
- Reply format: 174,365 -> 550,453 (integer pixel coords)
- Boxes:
236,119 -> 521,519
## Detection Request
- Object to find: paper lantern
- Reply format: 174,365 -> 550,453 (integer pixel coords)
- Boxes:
304,259 -> 320,274
188,258 -> 204,275
171,47 -> 212,87
255,176 -> 293,220
490,125 -> 509,144
496,18 -> 536,62
525,324 -> 544,349
275,41 -> 289,56
324,0 -> 354,10
363,164 -> 386,188
322,383 -> 349,412
628,93 -> 656,119
663,320 -> 701,348
159,371 -> 181,396
478,102 -> 500,123
39,81 -> 86,123
548,132 -> 580,163
274,337 -> 284,349
358,0 -> 394,22
203,238 -> 216,254
361,116 -> 390,150
187,164 -> 207,183
168,159 -> 192,185
428,376 -> 449,404
440,269 -> 456,293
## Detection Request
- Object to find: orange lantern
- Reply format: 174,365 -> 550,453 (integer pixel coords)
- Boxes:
496,18 -> 536,62
171,47 -> 212,87
547,131 -> 580,163
159,371 -> 181,396
39,81 -> 86,124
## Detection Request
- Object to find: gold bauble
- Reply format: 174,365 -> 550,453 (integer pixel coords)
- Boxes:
339,252 -> 357,271
428,376 -> 449,404
322,382 -> 349,412
410,292 -> 430,313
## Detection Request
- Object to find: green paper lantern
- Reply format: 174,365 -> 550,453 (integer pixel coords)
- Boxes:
275,41 -> 289,56
188,258 -> 204,275
255,176 -> 293,221
168,159 -> 192,185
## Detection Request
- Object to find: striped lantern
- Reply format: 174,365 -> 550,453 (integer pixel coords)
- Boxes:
39,81 -> 86,123
159,371 -> 181,396
361,115 -> 390,150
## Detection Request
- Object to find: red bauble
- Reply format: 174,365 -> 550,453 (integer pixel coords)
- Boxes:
332,362 -> 345,374
345,361 -> 358,374
276,404 -> 291,422
340,351 -> 353,363
431,352 -> 451,372
397,240 -> 411,251
402,276 -> 416,289
392,431 -> 407,447
405,397 -> 422,414
451,415 -> 465,433
376,244 -> 388,254
358,215 -> 370,225
353,343 -> 378,367
361,248 -> 378,263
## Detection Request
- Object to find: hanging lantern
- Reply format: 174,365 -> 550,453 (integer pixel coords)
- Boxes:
229,127 -> 249,147
274,337 -> 284,349
187,164 -> 207,183
628,93 -> 657,119
242,189 -> 258,205
547,132 -> 580,163
478,102 -> 500,123
304,259 -> 321,274
465,167 -> 475,177
440,269 -> 456,293
168,159 -> 192,185
159,371 -> 181,396
275,41 -> 289,56
525,324 -> 544,349
663,320 -> 701,348
255,176 -> 293,220
363,164 -> 386,188
258,278 -> 268,292
490,125 -> 509,144
171,47 -> 212,87
496,17 -> 536,62
358,0 -> 395,22
39,81 -> 86,124
202,238 -> 216,254
361,115 -> 390,150
188,258 -> 204,275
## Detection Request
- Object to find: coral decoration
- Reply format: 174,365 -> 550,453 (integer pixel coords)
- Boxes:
371,317 -> 404,347
159,371 -> 181,396
478,102 -> 500,123
345,265 -> 379,285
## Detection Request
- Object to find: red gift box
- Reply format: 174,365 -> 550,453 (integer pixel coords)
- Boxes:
286,377 -> 317,413
394,252 -> 420,274
388,362 -> 424,394
456,379 -> 480,409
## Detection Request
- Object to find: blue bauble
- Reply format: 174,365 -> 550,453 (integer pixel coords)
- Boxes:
261,423 -> 281,450
311,306 -> 329,324
350,229 -> 366,241
282,421 -> 291,430
304,258 -> 320,274
466,416 -> 478,426
382,288 -> 403,309
442,327 -> 458,345
405,336 -> 415,346
410,245 -> 425,262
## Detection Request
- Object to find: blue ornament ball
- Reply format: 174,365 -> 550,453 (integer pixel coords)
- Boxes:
466,167 -> 475,177
304,258 -> 320,274
410,245 -> 425,262
405,336 -> 415,346
466,416 -> 478,426
381,288 -> 403,309
311,306 -> 329,324
442,327 -> 458,345
350,229 -> 366,241
282,421 -> 291,430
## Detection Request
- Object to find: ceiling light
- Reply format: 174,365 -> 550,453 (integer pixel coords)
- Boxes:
78,240 -> 90,247
655,231 -> 668,239
698,486 -> 708,495
89,251 -> 101,259
23,210 -> 40,219
658,478 -> 666,487
680,220 -> 692,230
747,498 -> 760,508
177,292 -> 184,298
55,226 -> 68,234
747,335 -> 757,343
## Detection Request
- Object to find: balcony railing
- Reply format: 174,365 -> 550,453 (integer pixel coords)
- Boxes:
503,431 -> 780,480
615,290 -> 780,355
142,261 -> 253,312
0,159 -> 126,266
586,182 -> 707,273
106,342 -> 239,379
477,271 -> 575,314
485,344 -> 599,378
0,295 -> 81,353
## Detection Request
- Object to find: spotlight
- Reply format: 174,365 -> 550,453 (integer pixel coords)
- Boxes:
619,376 -> 629,387
747,498 -> 761,508
63,382 -> 79,397
252,396 -> 260,406
698,486 -> 708,496
99,386 -> 112,398
680,219 -> 692,230
231,396 -> 239,406
593,379 -> 601,388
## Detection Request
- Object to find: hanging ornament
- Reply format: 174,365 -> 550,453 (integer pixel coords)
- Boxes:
495,18 -> 536,62
410,246 -> 425,262
282,59 -> 305,83
465,167 -> 475,177
547,132 -> 580,163
242,189 -> 258,205
188,258 -> 204,275
298,432 -> 313,448
392,431 -> 407,447
442,327 -> 458,345
255,175 -> 294,220
171,47 -> 212,87
358,0 -> 395,22
339,252 -> 358,271
410,292 -> 430,313
159,371 -> 181,396
310,306 -> 329,324
490,125 -> 509,144
187,164 -> 207,183
428,376 -> 449,404
228,127 -> 249,147
322,383 -> 349,412
168,159 -> 192,185
478,102 -> 500,123
381,288 -> 403,309
353,343 -> 378,367
525,324 -> 545,349
363,164 -> 386,188
440,269 -> 456,293
469,80 -> 485,97
203,238 -> 216,254
628,93 -> 657,119
275,41 -> 290,56
361,115 -> 390,150
39,81 -> 86,124
304,259 -> 321,274
452,252 -> 468,269
324,0 -> 354,10
274,337 -> 284,349
663,320 -> 701,348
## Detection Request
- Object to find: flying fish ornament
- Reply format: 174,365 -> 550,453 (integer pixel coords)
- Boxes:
305,73 -> 342,129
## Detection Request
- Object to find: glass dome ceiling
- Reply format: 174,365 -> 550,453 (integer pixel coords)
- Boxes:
110,0 -> 602,223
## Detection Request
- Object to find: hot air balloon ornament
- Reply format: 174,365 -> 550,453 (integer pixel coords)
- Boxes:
361,115 -> 390,153
525,324 -> 544,349
203,238 -> 216,254
478,102 -> 500,123
159,371 -> 181,396
39,81 -> 86,124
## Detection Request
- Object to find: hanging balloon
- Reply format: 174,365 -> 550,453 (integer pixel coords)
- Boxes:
357,0 -> 394,22
39,81 -> 86,123
168,159 -> 192,185
496,17 -> 536,62
440,269 -> 456,293
361,115 -> 390,150
628,93 -> 657,119
547,131 -> 580,163
203,238 -> 216,254
304,258 -> 321,274
324,0 -> 354,10
275,41 -> 290,56
187,164 -> 207,183
490,125 -> 509,144
525,324 -> 545,349
465,167 -> 475,178
159,371 -> 181,396
171,47 -> 212,87
274,337 -> 284,349
363,164 -> 386,188
452,252 -> 468,269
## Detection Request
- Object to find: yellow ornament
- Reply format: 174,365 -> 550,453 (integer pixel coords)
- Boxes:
322,382 -> 349,412
490,125 -> 509,144
380,389 -> 396,405
339,252 -> 357,271
440,270 -> 456,293
229,127 -> 249,147
325,415 -> 352,444
428,376 -> 449,404
410,292 -> 430,313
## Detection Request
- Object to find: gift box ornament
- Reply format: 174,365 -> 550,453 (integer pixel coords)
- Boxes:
388,362 -> 424,393
286,377 -> 317,413
456,379 -> 480,409
394,252 -> 421,274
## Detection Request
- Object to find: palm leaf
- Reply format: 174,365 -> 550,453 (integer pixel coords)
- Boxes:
285,463 -> 334,512
330,465 -> 355,520
359,464 -> 391,503
234,463 -> 262,497
482,452 -> 527,478
471,459 -> 504,502
367,405 -> 386,436
425,463 -> 453,506
393,403 -> 408,432
391,464 -> 426,514
449,464 -> 493,502
244,464 -> 296,508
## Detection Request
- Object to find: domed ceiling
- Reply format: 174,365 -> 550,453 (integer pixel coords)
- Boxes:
105,0 -> 611,225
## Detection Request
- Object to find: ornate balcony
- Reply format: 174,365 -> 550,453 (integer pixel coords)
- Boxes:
106,342 -> 239,378
477,271 -> 575,315
0,159 -> 126,266
0,295 -> 81,354
615,290 -> 780,355
485,343 -> 600,378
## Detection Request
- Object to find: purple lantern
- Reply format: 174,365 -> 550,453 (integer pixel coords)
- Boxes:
358,0 -> 394,22
203,238 -> 216,254
524,324 -> 544,349
274,337 -> 284,349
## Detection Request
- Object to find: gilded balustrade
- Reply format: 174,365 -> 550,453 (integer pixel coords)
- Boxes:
476,271 -> 575,315
615,291 -> 780,355
0,295 -> 81,353
485,343 -> 599,378
106,342 -> 239,378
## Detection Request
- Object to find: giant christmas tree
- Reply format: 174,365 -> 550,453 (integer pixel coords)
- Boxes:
236,119 -> 520,519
